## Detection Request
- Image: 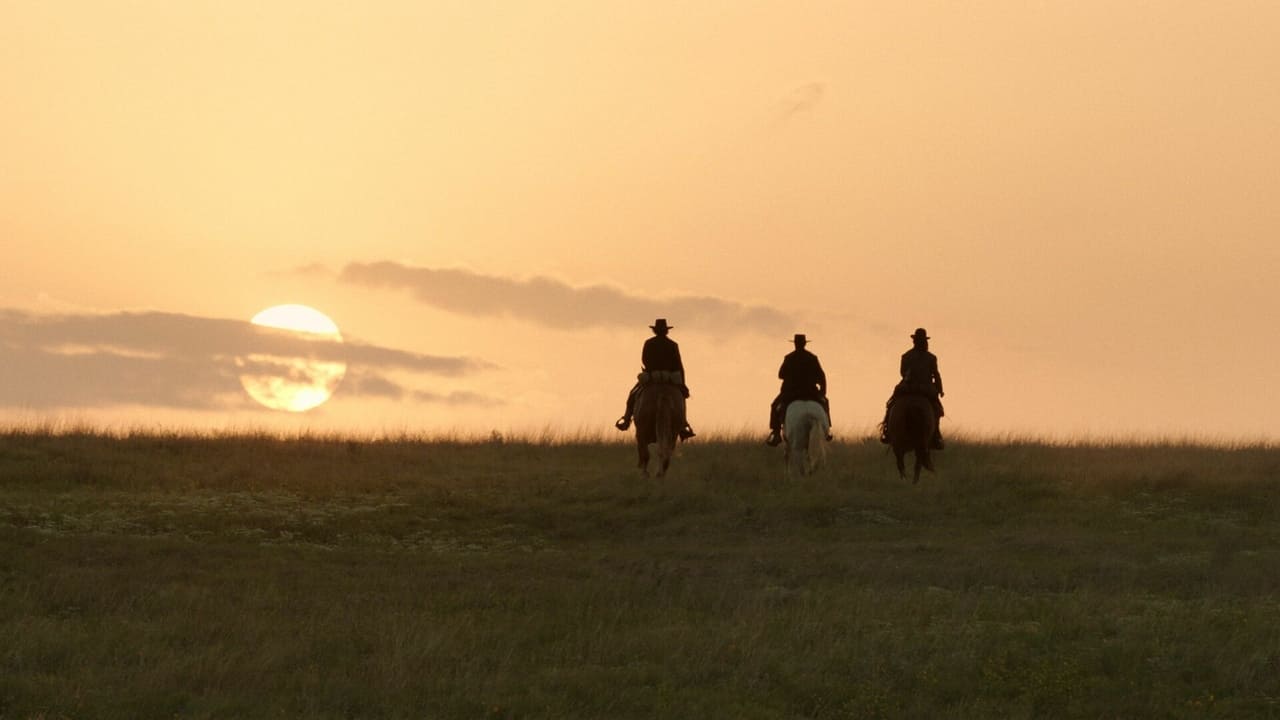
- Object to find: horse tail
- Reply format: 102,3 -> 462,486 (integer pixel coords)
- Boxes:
900,401 -> 929,450
808,408 -> 828,468
910,402 -> 935,469
655,396 -> 671,438
796,410 -> 814,449
785,401 -> 827,477
655,388 -> 679,447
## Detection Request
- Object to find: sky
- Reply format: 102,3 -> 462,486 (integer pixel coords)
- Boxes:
3,1 -> 1277,440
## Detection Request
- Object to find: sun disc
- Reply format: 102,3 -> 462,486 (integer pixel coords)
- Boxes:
250,304 -> 342,338
238,305 -> 346,412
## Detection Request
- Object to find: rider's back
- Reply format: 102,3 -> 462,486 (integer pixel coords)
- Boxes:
642,335 -> 682,373
779,348 -> 824,397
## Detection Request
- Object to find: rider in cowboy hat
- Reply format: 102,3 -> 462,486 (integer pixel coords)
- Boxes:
615,318 -> 695,440
880,327 -> 945,449
766,333 -> 832,446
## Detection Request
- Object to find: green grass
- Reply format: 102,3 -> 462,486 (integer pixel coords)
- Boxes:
2,430 -> 1278,718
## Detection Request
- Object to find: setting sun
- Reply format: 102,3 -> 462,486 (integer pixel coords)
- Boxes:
237,304 -> 346,413
249,304 -> 342,338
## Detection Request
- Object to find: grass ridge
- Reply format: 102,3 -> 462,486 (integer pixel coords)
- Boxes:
2,432 -> 1278,718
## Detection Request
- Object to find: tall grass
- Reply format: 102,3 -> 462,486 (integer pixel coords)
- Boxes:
2,430 -> 1278,718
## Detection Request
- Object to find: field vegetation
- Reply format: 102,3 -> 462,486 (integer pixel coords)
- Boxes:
2,428 -> 1278,718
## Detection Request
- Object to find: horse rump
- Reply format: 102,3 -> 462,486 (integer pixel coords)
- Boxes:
783,399 -> 829,478
633,382 -> 684,476
886,395 -> 935,481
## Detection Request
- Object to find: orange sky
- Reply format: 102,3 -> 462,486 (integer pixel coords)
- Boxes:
3,2 -> 1277,440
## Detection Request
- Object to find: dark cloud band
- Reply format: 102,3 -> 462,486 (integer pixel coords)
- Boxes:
337,261 -> 793,335
0,309 -> 493,410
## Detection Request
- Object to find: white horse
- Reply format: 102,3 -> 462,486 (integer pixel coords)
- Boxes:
783,400 -> 830,478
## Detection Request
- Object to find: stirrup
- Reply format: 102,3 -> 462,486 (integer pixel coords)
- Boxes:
766,431 -> 782,447
679,426 -> 696,441
615,416 -> 631,431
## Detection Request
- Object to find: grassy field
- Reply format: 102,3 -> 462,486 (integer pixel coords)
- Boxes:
2,430 -> 1278,719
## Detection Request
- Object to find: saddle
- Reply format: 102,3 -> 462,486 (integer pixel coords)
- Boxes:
889,382 -> 943,417
891,379 -> 928,395
638,370 -> 684,386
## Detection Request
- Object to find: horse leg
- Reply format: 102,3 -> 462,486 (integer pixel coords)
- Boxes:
912,452 -> 923,484
663,422 -> 682,476
636,435 -> 650,476
894,448 -> 907,480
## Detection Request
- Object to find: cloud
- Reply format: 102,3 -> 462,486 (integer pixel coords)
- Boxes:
264,262 -> 334,279
0,309 -> 491,410
336,261 -> 794,335
413,390 -> 505,407
0,344 -> 245,411
319,370 -> 501,407
339,370 -> 408,400
772,82 -> 825,127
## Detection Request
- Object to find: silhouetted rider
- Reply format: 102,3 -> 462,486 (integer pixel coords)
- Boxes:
881,327 -> 945,449
615,318 -> 695,440
766,334 -> 832,446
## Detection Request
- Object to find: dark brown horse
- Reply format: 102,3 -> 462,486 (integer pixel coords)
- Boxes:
884,394 -> 935,483
633,382 -> 683,477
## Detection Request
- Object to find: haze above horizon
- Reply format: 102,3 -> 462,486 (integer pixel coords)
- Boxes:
3,2 -> 1276,440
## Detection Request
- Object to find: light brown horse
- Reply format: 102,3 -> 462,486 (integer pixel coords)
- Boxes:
884,394 -> 935,483
633,382 -> 683,477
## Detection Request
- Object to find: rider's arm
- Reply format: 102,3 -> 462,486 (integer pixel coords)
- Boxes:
933,357 -> 944,396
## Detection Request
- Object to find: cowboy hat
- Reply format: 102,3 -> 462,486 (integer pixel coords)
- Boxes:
911,328 -> 930,341
793,333 -> 808,345
650,318 -> 674,331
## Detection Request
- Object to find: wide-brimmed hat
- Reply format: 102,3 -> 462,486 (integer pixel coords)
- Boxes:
911,328 -> 930,341
793,333 -> 808,345
650,318 -> 673,331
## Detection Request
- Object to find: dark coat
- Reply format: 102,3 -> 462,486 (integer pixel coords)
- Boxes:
778,348 -> 826,399
642,335 -> 684,376
900,348 -> 942,395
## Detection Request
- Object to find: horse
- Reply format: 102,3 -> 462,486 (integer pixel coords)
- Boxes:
632,382 -> 683,477
883,394 -> 935,483
783,399 -> 830,478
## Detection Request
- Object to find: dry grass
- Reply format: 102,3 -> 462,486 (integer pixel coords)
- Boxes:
1,429 -> 1278,718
